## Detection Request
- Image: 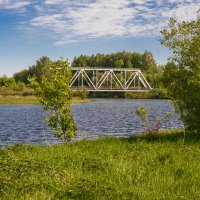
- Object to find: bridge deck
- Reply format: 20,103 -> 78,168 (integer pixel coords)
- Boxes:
71,67 -> 141,72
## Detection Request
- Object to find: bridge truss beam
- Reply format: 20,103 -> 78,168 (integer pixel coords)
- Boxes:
70,68 -> 152,92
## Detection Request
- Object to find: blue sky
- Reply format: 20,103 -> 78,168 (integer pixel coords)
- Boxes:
0,0 -> 199,77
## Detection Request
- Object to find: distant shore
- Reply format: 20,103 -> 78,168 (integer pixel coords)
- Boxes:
0,95 -> 90,104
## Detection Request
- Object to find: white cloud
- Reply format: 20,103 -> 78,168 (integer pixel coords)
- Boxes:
161,3 -> 199,21
44,0 -> 65,5
2,0 -> 200,45
0,0 -> 31,9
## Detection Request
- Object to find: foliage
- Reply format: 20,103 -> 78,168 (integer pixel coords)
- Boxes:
135,106 -> 150,127
14,56 -> 51,85
89,91 -> 126,98
125,59 -> 133,68
161,14 -> 200,131
78,87 -> 89,99
0,76 -> 27,95
1,130 -> 200,199
149,88 -> 169,99
71,51 -> 158,73
145,72 -> 163,88
30,58 -> 76,143
114,59 -> 124,68
141,50 -> 158,73
125,88 -> 169,99
135,106 -> 171,133
0,77 -> 16,87
13,69 -> 29,84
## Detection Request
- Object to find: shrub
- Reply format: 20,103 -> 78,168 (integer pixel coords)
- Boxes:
161,14 -> 200,131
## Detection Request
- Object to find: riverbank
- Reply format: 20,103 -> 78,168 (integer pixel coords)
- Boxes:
0,87 -> 169,104
87,88 -> 169,99
1,130 -> 200,199
0,96 -> 90,104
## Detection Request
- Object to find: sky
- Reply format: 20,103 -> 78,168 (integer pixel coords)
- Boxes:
0,0 -> 199,77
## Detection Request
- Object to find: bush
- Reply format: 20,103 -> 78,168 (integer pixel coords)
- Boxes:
125,88 -> 169,99
78,87 -> 89,99
161,15 -> 200,131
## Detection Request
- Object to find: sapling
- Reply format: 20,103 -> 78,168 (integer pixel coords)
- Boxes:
29,58 -> 76,143
135,106 -> 171,133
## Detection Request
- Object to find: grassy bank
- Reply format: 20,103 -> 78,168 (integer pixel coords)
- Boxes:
1,130 -> 200,199
0,96 -> 90,104
0,96 -> 39,104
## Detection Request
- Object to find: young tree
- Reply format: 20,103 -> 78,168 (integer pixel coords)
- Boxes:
161,12 -> 200,131
30,58 -> 76,143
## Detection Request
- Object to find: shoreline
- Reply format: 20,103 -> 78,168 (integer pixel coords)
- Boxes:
0,95 -> 169,105
0,95 -> 91,104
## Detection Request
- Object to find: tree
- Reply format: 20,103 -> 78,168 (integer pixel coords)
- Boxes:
0,77 -> 15,87
70,51 -> 153,70
30,58 -> 76,143
29,56 -> 51,83
14,56 -> 51,84
136,106 -> 171,133
161,13 -> 200,131
141,51 -> 158,73
114,59 -> 124,68
131,52 -> 143,68
145,72 -> 163,88
14,69 -> 29,85
125,60 -> 133,68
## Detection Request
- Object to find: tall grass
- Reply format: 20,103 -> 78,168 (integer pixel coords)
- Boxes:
0,130 -> 200,199
0,96 -> 90,104
0,96 -> 39,104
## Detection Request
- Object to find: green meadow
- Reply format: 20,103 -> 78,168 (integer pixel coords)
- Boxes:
1,130 -> 200,200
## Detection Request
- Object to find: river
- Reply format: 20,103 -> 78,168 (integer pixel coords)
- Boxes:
0,99 -> 183,147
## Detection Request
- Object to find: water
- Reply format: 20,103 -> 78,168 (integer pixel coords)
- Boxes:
0,99 -> 183,147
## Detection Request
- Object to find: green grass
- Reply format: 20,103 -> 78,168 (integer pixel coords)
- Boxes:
1,130 -> 200,200
0,96 -> 90,104
71,97 -> 91,104
0,96 -> 39,104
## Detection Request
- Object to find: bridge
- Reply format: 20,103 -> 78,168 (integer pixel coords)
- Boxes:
70,68 -> 152,92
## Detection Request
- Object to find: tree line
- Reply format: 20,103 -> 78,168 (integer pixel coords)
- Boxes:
71,50 -> 158,73
0,51 -> 166,98
12,51 -> 164,90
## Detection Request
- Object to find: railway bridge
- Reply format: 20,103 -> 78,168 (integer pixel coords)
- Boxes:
70,68 -> 152,92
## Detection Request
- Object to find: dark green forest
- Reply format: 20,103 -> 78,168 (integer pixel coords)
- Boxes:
71,51 -> 158,72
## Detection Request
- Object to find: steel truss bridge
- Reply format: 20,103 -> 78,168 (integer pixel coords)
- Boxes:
70,68 -> 152,92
